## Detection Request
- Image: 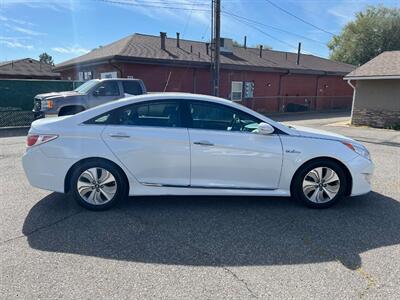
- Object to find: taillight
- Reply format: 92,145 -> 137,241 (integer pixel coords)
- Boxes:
26,134 -> 58,147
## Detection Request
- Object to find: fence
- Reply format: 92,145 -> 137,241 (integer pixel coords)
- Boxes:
0,79 -> 352,127
237,95 -> 353,115
0,79 -> 83,127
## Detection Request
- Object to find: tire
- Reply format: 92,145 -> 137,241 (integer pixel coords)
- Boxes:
69,160 -> 128,211
291,159 -> 347,209
58,106 -> 84,116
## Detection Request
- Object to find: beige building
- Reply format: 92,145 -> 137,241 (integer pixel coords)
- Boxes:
345,51 -> 400,128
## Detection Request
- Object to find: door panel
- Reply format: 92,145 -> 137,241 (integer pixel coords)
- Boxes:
88,81 -> 121,108
101,100 -> 190,186
102,126 -> 190,186
186,100 -> 283,189
189,129 -> 283,189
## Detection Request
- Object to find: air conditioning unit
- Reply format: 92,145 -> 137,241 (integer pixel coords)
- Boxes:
220,38 -> 233,54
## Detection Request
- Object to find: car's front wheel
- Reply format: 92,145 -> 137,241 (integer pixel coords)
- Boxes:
69,160 -> 127,210
292,159 -> 347,208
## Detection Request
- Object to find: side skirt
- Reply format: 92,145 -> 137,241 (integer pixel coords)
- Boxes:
131,182 -> 290,197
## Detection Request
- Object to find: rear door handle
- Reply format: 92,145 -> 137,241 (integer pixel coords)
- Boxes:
109,133 -> 130,138
193,140 -> 214,146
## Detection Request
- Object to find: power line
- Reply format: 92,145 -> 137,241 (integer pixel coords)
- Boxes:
107,0 -> 210,6
226,13 -> 318,55
264,0 -> 335,36
181,0 -> 201,38
97,0 -> 211,11
223,10 -> 326,45
225,13 -> 299,50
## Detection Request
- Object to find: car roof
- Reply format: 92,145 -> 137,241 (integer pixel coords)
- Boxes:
70,92 -> 292,134
99,78 -> 142,81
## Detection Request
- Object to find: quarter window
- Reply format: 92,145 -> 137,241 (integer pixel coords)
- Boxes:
110,101 -> 182,128
189,101 -> 261,132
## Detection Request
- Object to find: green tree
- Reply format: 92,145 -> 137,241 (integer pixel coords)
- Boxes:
232,40 -> 272,50
328,6 -> 400,66
39,52 -> 54,66
232,40 -> 244,47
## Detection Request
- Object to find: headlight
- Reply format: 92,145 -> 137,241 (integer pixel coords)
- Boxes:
41,99 -> 53,110
341,141 -> 371,160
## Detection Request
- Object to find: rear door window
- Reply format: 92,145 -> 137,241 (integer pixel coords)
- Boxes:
122,81 -> 142,95
110,101 -> 182,128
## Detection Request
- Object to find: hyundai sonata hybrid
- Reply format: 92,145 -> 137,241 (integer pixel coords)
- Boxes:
22,93 -> 373,210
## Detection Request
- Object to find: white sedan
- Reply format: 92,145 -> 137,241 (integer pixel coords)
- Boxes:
22,93 -> 373,210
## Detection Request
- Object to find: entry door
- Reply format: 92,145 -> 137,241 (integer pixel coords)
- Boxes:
88,81 -> 122,107
187,101 -> 283,189
101,100 -> 190,186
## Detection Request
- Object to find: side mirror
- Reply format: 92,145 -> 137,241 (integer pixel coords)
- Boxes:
258,122 -> 274,135
93,90 -> 100,96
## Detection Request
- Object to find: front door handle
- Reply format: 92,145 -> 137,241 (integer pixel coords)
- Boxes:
193,140 -> 214,146
109,133 -> 130,138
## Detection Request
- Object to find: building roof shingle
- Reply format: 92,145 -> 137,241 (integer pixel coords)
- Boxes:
345,51 -> 400,80
55,33 -> 355,75
0,58 -> 60,78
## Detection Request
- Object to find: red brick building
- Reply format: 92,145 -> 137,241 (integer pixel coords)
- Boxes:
54,33 -> 355,113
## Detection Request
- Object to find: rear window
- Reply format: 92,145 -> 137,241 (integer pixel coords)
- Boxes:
122,81 -> 142,95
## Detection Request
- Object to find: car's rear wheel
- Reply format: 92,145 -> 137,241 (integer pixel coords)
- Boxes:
70,160 -> 127,210
292,159 -> 347,208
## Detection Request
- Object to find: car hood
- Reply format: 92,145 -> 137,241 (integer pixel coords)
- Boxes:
35,91 -> 82,100
289,125 -> 355,142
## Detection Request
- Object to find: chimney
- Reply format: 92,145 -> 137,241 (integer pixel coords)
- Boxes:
190,45 -> 193,53
296,42 -> 301,65
176,32 -> 180,48
244,36 -> 247,49
160,32 -> 167,50
259,45 -> 263,58
206,43 -> 210,55
198,52 -> 201,58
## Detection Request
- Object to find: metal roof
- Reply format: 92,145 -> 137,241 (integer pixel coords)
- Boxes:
55,33 -> 355,75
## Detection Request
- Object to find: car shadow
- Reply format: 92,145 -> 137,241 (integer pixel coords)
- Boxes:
23,192 -> 400,270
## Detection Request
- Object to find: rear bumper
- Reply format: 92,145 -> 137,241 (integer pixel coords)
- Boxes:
22,146 -> 73,193
347,156 -> 374,196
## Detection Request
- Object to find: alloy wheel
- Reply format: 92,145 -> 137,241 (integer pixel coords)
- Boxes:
77,167 -> 117,205
302,167 -> 340,203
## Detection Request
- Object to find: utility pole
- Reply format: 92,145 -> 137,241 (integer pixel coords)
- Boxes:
212,0 -> 221,96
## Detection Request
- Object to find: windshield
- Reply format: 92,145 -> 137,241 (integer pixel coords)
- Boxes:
74,80 -> 100,94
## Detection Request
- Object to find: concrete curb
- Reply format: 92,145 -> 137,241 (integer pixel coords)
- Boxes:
0,126 -> 30,138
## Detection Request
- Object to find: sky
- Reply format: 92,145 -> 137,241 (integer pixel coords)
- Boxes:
0,0 -> 399,64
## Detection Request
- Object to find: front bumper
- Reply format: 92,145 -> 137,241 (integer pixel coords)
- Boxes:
33,111 -> 45,119
347,156 -> 374,196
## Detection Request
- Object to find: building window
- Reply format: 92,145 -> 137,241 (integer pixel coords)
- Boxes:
100,71 -> 118,79
78,71 -> 92,81
231,81 -> 243,101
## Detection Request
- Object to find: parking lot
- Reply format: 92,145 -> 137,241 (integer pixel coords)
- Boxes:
1,113 -> 399,299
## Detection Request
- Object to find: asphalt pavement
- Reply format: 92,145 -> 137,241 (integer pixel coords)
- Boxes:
1,112 -> 399,299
